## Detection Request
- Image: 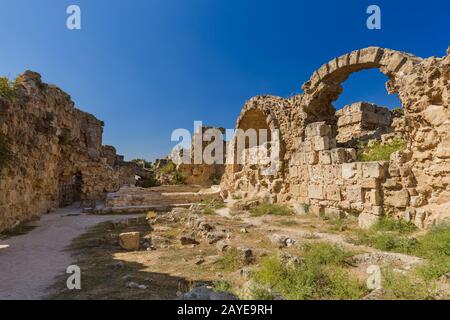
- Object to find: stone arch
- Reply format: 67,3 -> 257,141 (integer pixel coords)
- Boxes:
300,47 -> 422,122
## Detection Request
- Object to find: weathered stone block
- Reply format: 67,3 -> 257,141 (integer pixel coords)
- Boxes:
324,207 -> 345,219
331,148 -> 347,164
119,232 -> 140,251
347,186 -> 364,203
312,136 -> 330,151
305,122 -> 331,138
326,185 -> 342,201
361,178 -> 379,189
361,162 -> 384,178
309,205 -> 325,217
358,211 -> 380,229
384,190 -> 410,208
368,189 -> 382,205
319,151 -> 331,165
308,184 -> 324,199
308,151 -> 319,165
372,206 -> 383,216
342,163 -> 357,179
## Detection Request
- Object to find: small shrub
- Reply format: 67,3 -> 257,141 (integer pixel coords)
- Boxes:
250,204 -> 293,217
215,248 -> 244,271
302,203 -> 310,214
201,199 -> 226,209
202,207 -> 216,215
382,268 -> 436,300
357,137 -> 406,162
137,176 -> 159,188
391,107 -> 405,117
172,171 -> 186,185
372,217 -> 417,234
414,223 -> 450,280
349,217 -> 418,254
0,134 -> 14,170
0,77 -> 16,103
131,159 -> 153,169
212,280 -> 233,293
160,161 -> 176,174
250,243 -> 365,300
210,174 -> 222,185
278,219 -> 299,227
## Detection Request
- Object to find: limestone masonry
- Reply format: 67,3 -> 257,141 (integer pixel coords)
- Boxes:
0,71 -> 139,232
221,46 -> 450,229
1,46 -> 449,232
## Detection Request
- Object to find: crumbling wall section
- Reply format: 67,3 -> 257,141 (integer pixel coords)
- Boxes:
0,71 -> 134,232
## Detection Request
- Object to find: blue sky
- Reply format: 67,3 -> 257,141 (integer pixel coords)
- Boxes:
0,0 -> 449,161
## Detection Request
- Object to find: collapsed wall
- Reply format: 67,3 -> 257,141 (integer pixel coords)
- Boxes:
336,102 -> 392,145
0,71 -> 136,232
223,46 -> 450,228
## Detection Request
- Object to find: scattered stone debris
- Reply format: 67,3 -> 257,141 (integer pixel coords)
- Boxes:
269,234 -> 296,248
119,232 -> 140,251
180,236 -> 199,246
180,285 -> 238,300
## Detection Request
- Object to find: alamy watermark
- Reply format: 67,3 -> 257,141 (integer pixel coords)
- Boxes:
66,5 -> 81,30
367,5 -> 381,30
66,265 -> 81,290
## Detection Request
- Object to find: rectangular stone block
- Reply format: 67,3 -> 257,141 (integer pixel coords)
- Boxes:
347,186 -> 364,203
341,163 -> 357,180
326,185 -> 342,201
361,162 -> 384,178
308,184 -> 325,199
289,166 -> 298,178
361,178 -> 379,189
312,136 -> 330,151
302,140 -> 312,153
368,189 -> 382,205
331,148 -> 347,164
384,190 -> 410,208
319,151 -> 331,165
324,207 -> 345,219
305,122 -> 331,138
308,151 -> 319,165
309,205 -> 325,217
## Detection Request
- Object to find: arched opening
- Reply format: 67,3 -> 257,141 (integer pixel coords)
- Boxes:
331,69 -> 405,148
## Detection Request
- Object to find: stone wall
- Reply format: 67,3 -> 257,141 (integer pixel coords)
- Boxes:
177,126 -> 226,186
336,102 -> 392,145
0,71 -> 136,232
222,46 -> 450,229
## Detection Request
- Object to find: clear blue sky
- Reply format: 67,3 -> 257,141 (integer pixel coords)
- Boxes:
0,0 -> 448,161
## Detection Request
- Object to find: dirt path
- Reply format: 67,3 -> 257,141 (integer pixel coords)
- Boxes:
0,204 -> 142,300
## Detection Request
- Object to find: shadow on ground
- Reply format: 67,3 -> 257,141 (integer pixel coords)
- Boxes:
46,220 -> 207,300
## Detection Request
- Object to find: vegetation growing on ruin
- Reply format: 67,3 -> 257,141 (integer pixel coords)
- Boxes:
131,159 -> 153,169
415,223 -> 450,280
357,137 -> 406,161
249,242 -> 365,300
391,107 -> 405,116
0,134 -> 14,171
172,171 -> 186,185
381,267 -> 437,300
350,218 -> 450,281
350,217 -> 418,254
0,76 -> 17,103
136,176 -> 159,188
215,248 -> 245,272
249,204 -> 293,217
160,161 -> 176,174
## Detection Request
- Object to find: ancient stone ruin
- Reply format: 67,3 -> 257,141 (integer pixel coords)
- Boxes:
1,46 -> 449,232
221,46 -> 450,229
0,71 -> 140,232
